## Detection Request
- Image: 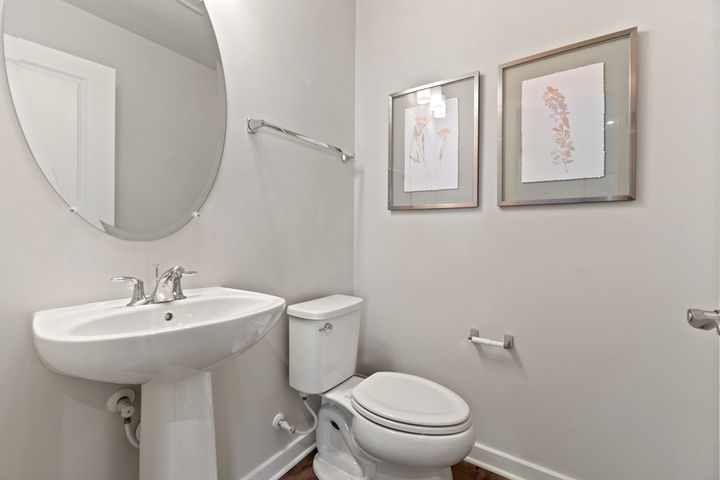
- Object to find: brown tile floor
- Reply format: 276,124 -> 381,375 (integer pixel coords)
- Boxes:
280,451 -> 508,480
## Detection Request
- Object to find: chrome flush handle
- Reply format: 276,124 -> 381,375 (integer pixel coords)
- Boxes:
318,323 -> 333,333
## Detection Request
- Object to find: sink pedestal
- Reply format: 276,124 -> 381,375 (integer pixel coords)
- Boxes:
139,371 -> 218,480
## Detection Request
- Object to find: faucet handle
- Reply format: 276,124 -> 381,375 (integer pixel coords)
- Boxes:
170,266 -> 197,278
169,267 -> 197,301
112,276 -> 142,284
111,276 -> 147,306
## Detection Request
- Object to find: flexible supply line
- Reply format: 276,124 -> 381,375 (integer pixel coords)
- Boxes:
274,393 -> 318,435
124,422 -> 140,449
114,395 -> 140,449
293,395 -> 318,435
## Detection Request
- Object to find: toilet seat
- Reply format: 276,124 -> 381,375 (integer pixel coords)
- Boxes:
351,372 -> 471,435
351,399 -> 472,435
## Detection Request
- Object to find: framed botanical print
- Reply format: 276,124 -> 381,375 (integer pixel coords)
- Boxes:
388,72 -> 479,210
498,28 -> 637,206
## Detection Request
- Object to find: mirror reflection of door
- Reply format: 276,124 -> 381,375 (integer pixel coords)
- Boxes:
4,34 -> 116,229
2,0 -> 227,240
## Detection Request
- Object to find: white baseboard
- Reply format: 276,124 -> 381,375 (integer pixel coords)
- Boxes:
465,442 -> 578,480
238,433 -> 316,480
238,436 -> 576,480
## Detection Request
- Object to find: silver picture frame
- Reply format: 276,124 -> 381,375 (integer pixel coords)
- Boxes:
388,72 -> 479,211
498,28 -> 638,207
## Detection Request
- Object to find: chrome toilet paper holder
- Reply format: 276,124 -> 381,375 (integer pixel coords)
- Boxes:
468,329 -> 514,350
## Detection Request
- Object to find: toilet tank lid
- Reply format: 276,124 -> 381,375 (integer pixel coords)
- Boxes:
287,295 -> 363,320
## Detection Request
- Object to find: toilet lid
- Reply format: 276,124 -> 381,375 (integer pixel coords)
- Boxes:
351,372 -> 471,434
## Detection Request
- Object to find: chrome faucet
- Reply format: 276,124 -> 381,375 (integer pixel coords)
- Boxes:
111,266 -> 197,306
148,266 -> 197,303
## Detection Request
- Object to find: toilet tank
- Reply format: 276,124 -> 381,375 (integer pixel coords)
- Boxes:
288,295 -> 363,394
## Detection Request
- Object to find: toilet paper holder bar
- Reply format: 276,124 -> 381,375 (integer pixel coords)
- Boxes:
468,329 -> 514,349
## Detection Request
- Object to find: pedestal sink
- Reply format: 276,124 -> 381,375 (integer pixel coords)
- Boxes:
32,287 -> 286,480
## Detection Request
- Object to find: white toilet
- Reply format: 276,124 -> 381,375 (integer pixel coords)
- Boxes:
288,295 -> 474,480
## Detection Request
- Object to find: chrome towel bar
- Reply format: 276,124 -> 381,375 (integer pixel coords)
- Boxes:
247,118 -> 355,162
468,329 -> 514,349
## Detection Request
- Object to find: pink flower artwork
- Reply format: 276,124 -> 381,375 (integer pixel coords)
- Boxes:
408,116 -> 428,170
404,98 -> 459,192
436,128 -> 451,166
542,86 -> 575,173
521,63 -> 605,183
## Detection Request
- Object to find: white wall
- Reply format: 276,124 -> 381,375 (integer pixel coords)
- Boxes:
0,0 -> 355,478
354,1 -> 718,479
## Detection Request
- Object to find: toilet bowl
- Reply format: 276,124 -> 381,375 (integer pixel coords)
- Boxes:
287,295 -> 474,480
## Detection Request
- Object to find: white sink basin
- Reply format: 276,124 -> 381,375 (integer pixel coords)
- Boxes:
32,286 -> 286,480
33,287 -> 286,384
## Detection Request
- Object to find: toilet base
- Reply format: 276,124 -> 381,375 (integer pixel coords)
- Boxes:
372,462 -> 452,480
313,454 -> 367,480
313,453 -> 451,480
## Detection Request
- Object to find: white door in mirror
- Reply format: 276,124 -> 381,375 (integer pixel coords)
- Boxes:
4,34 -> 116,228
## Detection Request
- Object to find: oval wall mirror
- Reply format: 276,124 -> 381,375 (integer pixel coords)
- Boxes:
2,0 -> 227,240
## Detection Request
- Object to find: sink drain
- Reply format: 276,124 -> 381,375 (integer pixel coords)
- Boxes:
164,312 -> 174,321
